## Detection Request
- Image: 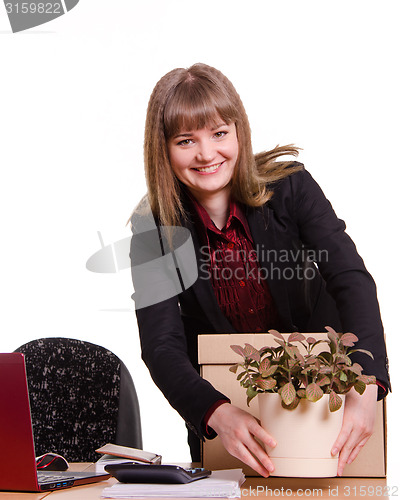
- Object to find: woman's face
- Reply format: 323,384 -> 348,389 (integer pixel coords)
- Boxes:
167,121 -> 239,200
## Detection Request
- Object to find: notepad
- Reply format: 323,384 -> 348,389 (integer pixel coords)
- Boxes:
101,468 -> 245,498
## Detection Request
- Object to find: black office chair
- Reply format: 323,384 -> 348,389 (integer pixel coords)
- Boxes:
15,337 -> 143,462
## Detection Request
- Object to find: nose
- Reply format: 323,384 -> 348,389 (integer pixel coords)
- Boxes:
196,140 -> 215,164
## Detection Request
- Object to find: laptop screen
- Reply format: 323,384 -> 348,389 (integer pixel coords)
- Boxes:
0,353 -> 39,491
0,352 -> 110,492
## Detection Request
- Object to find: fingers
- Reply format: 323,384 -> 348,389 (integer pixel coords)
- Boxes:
208,404 -> 276,477
229,440 -> 272,478
331,387 -> 376,476
336,432 -> 371,476
347,436 -> 369,465
245,423 -> 276,475
221,416 -> 276,477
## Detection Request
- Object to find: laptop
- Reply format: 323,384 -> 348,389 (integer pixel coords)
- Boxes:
0,352 -> 110,492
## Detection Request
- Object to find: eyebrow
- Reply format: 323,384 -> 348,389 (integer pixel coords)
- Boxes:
172,123 -> 227,140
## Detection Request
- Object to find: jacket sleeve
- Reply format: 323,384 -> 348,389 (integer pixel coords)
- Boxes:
130,216 -> 229,439
289,168 -> 390,391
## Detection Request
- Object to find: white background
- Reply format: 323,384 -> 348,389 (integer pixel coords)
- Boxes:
1,0 -> 399,484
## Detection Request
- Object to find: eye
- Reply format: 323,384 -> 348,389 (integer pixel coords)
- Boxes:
214,131 -> 227,139
177,138 -> 193,146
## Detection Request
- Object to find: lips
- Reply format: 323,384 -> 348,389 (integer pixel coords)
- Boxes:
193,162 -> 224,173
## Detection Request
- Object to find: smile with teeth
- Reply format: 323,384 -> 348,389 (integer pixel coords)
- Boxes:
193,162 -> 223,173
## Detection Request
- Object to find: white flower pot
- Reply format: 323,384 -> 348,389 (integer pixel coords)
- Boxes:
258,392 -> 345,477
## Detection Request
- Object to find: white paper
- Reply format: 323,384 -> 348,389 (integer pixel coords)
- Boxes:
101,469 -> 245,498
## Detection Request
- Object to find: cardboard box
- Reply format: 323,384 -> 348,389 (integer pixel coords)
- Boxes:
198,333 -> 386,477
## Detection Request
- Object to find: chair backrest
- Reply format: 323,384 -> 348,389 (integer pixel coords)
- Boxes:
15,337 -> 142,462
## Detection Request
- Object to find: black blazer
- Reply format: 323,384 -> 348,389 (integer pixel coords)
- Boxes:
131,167 -> 390,440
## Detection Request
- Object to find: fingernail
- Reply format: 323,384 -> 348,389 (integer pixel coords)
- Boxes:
269,440 -> 277,447
347,458 -> 352,464
267,464 -> 275,473
331,448 -> 338,456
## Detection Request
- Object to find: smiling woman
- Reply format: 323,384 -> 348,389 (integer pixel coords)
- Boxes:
143,63 -> 300,229
130,63 -> 390,478
167,123 -> 239,229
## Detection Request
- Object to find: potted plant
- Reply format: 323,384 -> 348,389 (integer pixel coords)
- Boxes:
230,327 -> 376,477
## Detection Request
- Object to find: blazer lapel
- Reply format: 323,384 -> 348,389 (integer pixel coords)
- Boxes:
246,204 -> 294,332
183,217 -> 236,333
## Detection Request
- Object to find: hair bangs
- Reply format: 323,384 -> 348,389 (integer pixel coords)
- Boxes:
163,80 -> 238,140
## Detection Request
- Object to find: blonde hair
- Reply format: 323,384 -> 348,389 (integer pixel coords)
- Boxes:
143,63 -> 301,227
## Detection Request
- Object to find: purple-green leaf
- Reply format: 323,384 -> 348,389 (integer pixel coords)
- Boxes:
269,329 -> 285,340
281,382 -> 296,405
329,391 -> 343,412
305,382 -> 323,402
259,358 -> 271,375
358,374 -> 377,385
340,332 -> 358,346
354,379 -> 366,395
263,364 -> 278,377
246,386 -> 258,406
354,348 -> 374,360
336,353 -> 352,366
243,343 -> 260,362
285,344 -> 300,359
316,375 -> 331,387
281,396 -> 301,410
230,345 -> 245,357
297,388 -> 306,398
347,363 -> 363,376
256,377 -> 276,391
288,332 -> 306,343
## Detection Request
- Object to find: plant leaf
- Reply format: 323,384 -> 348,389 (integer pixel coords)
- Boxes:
316,375 -> 331,387
353,348 -> 375,360
255,377 -> 276,391
305,382 -> 323,402
243,344 -> 260,362
281,382 -> 296,405
325,326 -> 339,353
268,329 -> 285,340
354,379 -> 366,395
263,364 -> 278,377
230,345 -> 245,357
317,352 -> 333,365
335,353 -> 352,366
318,366 -> 332,375
285,344 -> 300,359
306,337 -> 317,344
246,386 -> 258,406
288,332 -> 306,343
329,391 -> 343,412
297,388 -> 306,398
347,363 -> 363,376
259,358 -> 271,375
358,374 -> 377,385
281,395 -> 301,410
229,363 -> 240,373
339,332 -> 358,346
325,325 -> 339,339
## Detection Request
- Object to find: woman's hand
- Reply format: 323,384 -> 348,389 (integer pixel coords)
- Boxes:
331,384 -> 378,476
207,403 -> 276,477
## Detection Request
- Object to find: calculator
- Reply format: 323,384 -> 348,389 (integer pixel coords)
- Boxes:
104,463 -> 211,484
